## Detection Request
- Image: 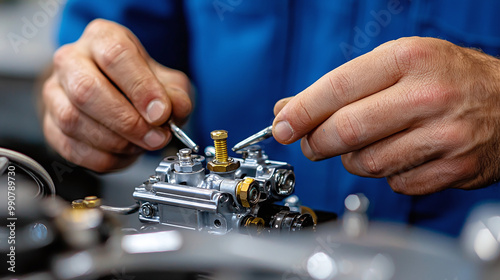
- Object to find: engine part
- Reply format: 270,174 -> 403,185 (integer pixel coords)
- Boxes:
207,130 -> 240,173
133,130 -> 314,234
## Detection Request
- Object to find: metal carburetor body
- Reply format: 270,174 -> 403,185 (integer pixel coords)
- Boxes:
133,130 -> 314,235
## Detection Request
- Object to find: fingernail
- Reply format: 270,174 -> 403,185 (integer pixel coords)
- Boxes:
146,99 -> 166,123
143,129 -> 166,148
274,121 -> 293,142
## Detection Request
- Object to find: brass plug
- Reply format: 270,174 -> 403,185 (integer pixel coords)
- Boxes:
243,216 -> 265,234
207,130 -> 240,172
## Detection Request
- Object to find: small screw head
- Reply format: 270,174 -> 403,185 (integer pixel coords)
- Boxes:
147,176 -> 160,184
211,130 -> 228,140
141,203 -> 154,218
179,148 -> 192,157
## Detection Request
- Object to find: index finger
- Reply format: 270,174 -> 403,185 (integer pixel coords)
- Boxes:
272,39 -> 411,144
83,19 -> 172,126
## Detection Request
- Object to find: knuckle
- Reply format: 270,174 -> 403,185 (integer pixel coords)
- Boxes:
418,79 -> 458,110
169,69 -> 190,87
431,123 -> 465,151
451,158 -> 478,181
129,76 -> 162,100
109,137 -> 134,153
99,40 -> 135,68
57,105 -> 80,135
327,72 -> 353,105
334,111 -> 364,148
85,18 -> 114,37
116,112 -> 145,137
293,98 -> 314,130
391,37 -> 432,73
357,148 -> 384,176
69,74 -> 97,107
160,67 -> 190,88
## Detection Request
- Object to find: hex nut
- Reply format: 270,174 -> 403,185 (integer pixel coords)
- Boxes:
207,159 -> 240,172
83,196 -> 101,208
174,162 -> 204,173
237,178 -> 260,208
71,199 -> 85,209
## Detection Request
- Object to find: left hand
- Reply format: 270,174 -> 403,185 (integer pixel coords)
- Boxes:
273,37 -> 500,195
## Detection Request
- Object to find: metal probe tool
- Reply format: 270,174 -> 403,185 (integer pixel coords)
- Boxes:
168,120 -> 199,153
232,125 -> 273,152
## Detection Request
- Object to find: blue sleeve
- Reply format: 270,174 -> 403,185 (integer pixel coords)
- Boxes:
58,0 -> 189,73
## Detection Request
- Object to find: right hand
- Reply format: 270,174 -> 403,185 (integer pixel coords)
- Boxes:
42,19 -> 192,172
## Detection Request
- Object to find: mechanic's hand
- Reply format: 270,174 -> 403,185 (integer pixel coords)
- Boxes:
273,37 -> 500,195
42,19 -> 192,172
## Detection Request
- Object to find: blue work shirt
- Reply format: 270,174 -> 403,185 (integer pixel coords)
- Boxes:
58,0 -> 500,236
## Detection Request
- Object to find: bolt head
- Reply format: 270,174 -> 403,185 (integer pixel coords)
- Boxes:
179,148 -> 192,157
207,159 -> 240,172
211,130 -> 228,140
237,178 -> 260,208
141,203 -> 154,217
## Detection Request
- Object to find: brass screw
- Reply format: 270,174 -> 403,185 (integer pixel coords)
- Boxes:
211,130 -> 228,163
207,130 -> 240,172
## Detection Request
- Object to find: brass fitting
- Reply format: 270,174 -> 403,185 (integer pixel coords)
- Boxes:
207,130 -> 240,172
236,178 -> 260,208
72,196 -> 101,209
71,199 -> 85,209
243,216 -> 265,234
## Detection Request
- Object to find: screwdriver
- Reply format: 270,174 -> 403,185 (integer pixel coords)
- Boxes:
232,125 -> 273,152
168,120 -> 199,153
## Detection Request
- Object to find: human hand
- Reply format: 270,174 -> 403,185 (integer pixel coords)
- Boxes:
42,19 -> 192,172
273,37 -> 500,195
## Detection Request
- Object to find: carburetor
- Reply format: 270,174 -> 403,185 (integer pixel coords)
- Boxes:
133,130 -> 314,235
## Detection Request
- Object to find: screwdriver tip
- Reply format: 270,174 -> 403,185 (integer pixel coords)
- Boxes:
192,145 -> 200,153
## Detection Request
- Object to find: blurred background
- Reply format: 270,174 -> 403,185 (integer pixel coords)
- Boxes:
0,0 -> 156,227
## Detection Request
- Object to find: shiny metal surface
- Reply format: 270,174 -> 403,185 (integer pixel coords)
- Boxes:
232,125 -> 273,152
133,145 -> 310,234
168,120 -> 199,153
